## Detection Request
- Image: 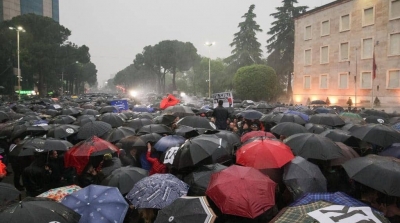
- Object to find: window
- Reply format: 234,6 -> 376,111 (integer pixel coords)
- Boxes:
363,7 -> 375,26
304,49 -> 312,65
320,46 -> 329,64
320,74 -> 328,89
305,25 -> 312,40
388,70 -> 400,88
340,42 -> 350,61
361,72 -> 372,89
339,73 -> 349,89
340,14 -> 350,31
304,76 -> 311,89
390,0 -> 400,20
321,20 -> 330,36
362,38 -> 373,59
389,33 -> 400,56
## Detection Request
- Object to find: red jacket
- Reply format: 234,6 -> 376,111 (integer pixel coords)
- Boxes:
146,151 -> 166,175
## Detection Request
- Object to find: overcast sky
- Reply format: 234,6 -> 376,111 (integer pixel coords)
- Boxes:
59,0 -> 334,86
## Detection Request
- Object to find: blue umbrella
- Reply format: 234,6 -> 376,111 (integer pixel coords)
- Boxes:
391,122 -> 400,131
61,185 -> 128,223
379,143 -> 400,159
290,192 -> 369,208
314,107 -> 334,114
133,106 -> 151,112
126,173 -> 189,209
238,109 -> 264,120
284,110 -> 309,122
154,135 -> 186,152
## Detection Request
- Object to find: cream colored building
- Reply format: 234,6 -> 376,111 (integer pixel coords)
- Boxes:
293,0 -> 400,108
1,0 -> 59,22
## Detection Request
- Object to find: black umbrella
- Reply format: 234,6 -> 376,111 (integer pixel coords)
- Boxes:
238,109 -> 264,120
45,109 -> 59,117
81,109 -> 99,116
260,113 -> 276,123
41,138 -> 73,152
361,109 -> 389,119
364,115 -> 387,124
47,124 -> 80,139
137,124 -> 173,136
163,105 -> 195,117
0,197 -> 81,223
309,114 -> 345,127
174,125 -> 200,139
341,123 -> 362,132
124,118 -> 153,130
51,115 -> 76,124
99,105 -> 119,114
11,137 -> 70,156
271,122 -> 309,137
184,163 -> 227,196
319,129 -> 359,147
73,115 -> 96,126
0,183 -> 20,206
349,124 -> 400,148
284,133 -> 343,160
77,120 -> 112,139
342,155 -> 400,197
310,100 -> 326,105
139,133 -> 163,145
98,113 -> 126,128
101,126 -> 136,143
21,115 -> 42,122
0,111 -> 10,122
121,111 -> 137,120
61,107 -> 81,116
153,114 -> 177,125
10,125 -> 49,141
208,130 -> 241,149
177,116 -> 216,129
272,113 -> 306,125
101,166 -> 148,195
137,112 -> 154,120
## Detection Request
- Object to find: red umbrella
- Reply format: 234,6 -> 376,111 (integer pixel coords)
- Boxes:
241,131 -> 276,143
206,165 -> 276,219
160,94 -> 180,110
236,138 -> 294,169
64,136 -> 119,175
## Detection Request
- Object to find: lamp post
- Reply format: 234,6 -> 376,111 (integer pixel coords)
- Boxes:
9,26 -> 25,100
205,42 -> 215,98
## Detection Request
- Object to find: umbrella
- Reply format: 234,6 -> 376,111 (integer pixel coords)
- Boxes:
81,109 -> 99,116
137,112 -> 154,120
271,201 -> 333,223
177,116 -> 216,129
132,106 -> 152,112
45,109 -> 59,117
283,156 -> 327,199
0,197 -> 81,223
339,112 -> 365,124
64,136 -> 119,174
239,109 -> 264,120
290,192 -> 368,208
101,166 -> 148,195
342,154 -> 400,197
329,105 -> 345,113
61,107 -> 81,116
73,115 -> 96,126
313,107 -> 335,114
184,164 -> 227,196
392,122 -> 400,131
206,130 -> 241,148
284,133 -> 343,160
271,122 -> 308,137
153,114 -> 177,125
99,105 -> 119,114
172,134 -> 232,170
364,115 -> 387,124
389,116 -> 400,124
163,105 -> 195,117
310,100 -> 326,105
206,165 -> 276,219
136,124 -> 173,136
155,196 -> 216,223
272,113 -> 306,125
0,182 -> 20,206
330,142 -> 360,166
61,185 -> 128,223
81,104 -> 97,110
98,113 -> 125,128
236,138 -> 294,169
0,111 -> 10,122
160,94 -> 180,109
47,124 -> 80,139
10,124 -> 49,141
126,173 -> 189,209
379,143 -> 400,159
77,120 -> 112,139
309,114 -> 345,127
341,123 -> 362,132
349,124 -> 400,148
305,123 -> 329,134
37,185 -> 81,202
41,138 -> 73,152
51,115 -> 76,124
272,107 -> 289,113
154,135 -> 186,152
284,110 -> 309,122
9,137 -> 46,156
174,125 -> 200,138
101,126 -> 136,143
361,109 -> 389,119
241,131 -> 276,143
319,128 -> 359,147
124,118 -> 153,130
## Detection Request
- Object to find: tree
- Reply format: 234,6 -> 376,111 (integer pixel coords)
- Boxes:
225,4 -> 263,74
233,64 -> 280,101
267,0 -> 308,96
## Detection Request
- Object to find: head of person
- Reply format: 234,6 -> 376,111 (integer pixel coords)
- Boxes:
218,100 -> 223,106
229,122 -> 236,130
250,124 -> 259,131
49,150 -> 58,159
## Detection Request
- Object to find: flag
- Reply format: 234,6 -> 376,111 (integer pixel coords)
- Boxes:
372,50 -> 377,80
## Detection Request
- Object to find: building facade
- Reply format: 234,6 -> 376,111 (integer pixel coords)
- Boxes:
0,0 -> 59,22
293,0 -> 400,108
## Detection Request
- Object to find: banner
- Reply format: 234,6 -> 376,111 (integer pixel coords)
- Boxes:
110,100 -> 129,112
212,92 -> 233,108
307,205 -> 381,223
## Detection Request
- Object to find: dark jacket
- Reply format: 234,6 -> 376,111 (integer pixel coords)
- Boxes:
212,106 -> 229,130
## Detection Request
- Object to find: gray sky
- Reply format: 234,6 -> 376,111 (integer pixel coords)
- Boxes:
59,0 -> 334,86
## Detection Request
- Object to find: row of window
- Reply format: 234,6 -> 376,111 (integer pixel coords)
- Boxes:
303,69 -> 400,89
303,33 -> 400,65
304,0 -> 400,40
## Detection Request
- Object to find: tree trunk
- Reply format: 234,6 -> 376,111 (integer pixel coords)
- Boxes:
287,71 -> 293,97
172,67 -> 176,91
38,72 -> 46,97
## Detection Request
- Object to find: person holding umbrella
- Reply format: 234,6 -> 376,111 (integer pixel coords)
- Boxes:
212,100 -> 229,130
146,142 -> 166,175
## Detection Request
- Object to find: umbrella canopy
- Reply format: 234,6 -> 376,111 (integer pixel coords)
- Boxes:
124,118 -> 153,130
342,154 -> 400,197
51,115 -> 76,124
9,137 -> 46,156
305,123 -> 329,134
271,200 -> 333,223
364,115 -> 387,124
47,124 -> 80,139
272,113 -> 306,125
284,133 -> 343,160
330,142 -> 360,166
271,122 -> 308,137
309,114 -> 345,127
101,166 -> 148,195
137,124 -> 173,136
379,143 -> 400,159
290,192 -> 368,208
0,111 -> 10,122
349,124 -> 400,148
340,112 -> 365,124
154,135 -> 186,152
241,131 -> 276,143
61,107 -> 81,116
126,173 -> 189,209
155,196 -> 216,223
207,130 -> 241,148
361,109 -> 389,119
81,109 -> 99,116
98,113 -> 125,128
0,197 -> 81,223
101,126 -> 136,143
61,185 -> 128,223
184,164 -> 227,196
284,110 -> 309,122
283,156 -> 327,199
64,136 -> 119,174
73,115 -> 96,126
0,182 -> 20,206
238,109 -> 264,120
319,129 -> 359,147
160,94 -> 180,109
77,121 -> 112,139
99,105 -> 119,114
174,125 -> 200,138
236,138 -> 294,169
177,116 -> 217,129
37,185 -> 81,202
153,114 -> 177,125
310,100 -> 326,105
163,105 -> 195,117
206,165 -> 276,219
313,107 -> 336,114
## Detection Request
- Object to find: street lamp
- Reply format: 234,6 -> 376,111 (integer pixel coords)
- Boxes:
205,42 -> 215,98
9,26 -> 25,100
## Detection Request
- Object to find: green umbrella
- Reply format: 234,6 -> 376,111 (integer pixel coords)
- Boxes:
272,201 -> 333,222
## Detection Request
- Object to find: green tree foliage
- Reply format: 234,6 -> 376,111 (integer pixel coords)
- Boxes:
225,4 -> 263,75
267,0 -> 308,95
134,45 -> 164,93
233,64 -> 280,101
